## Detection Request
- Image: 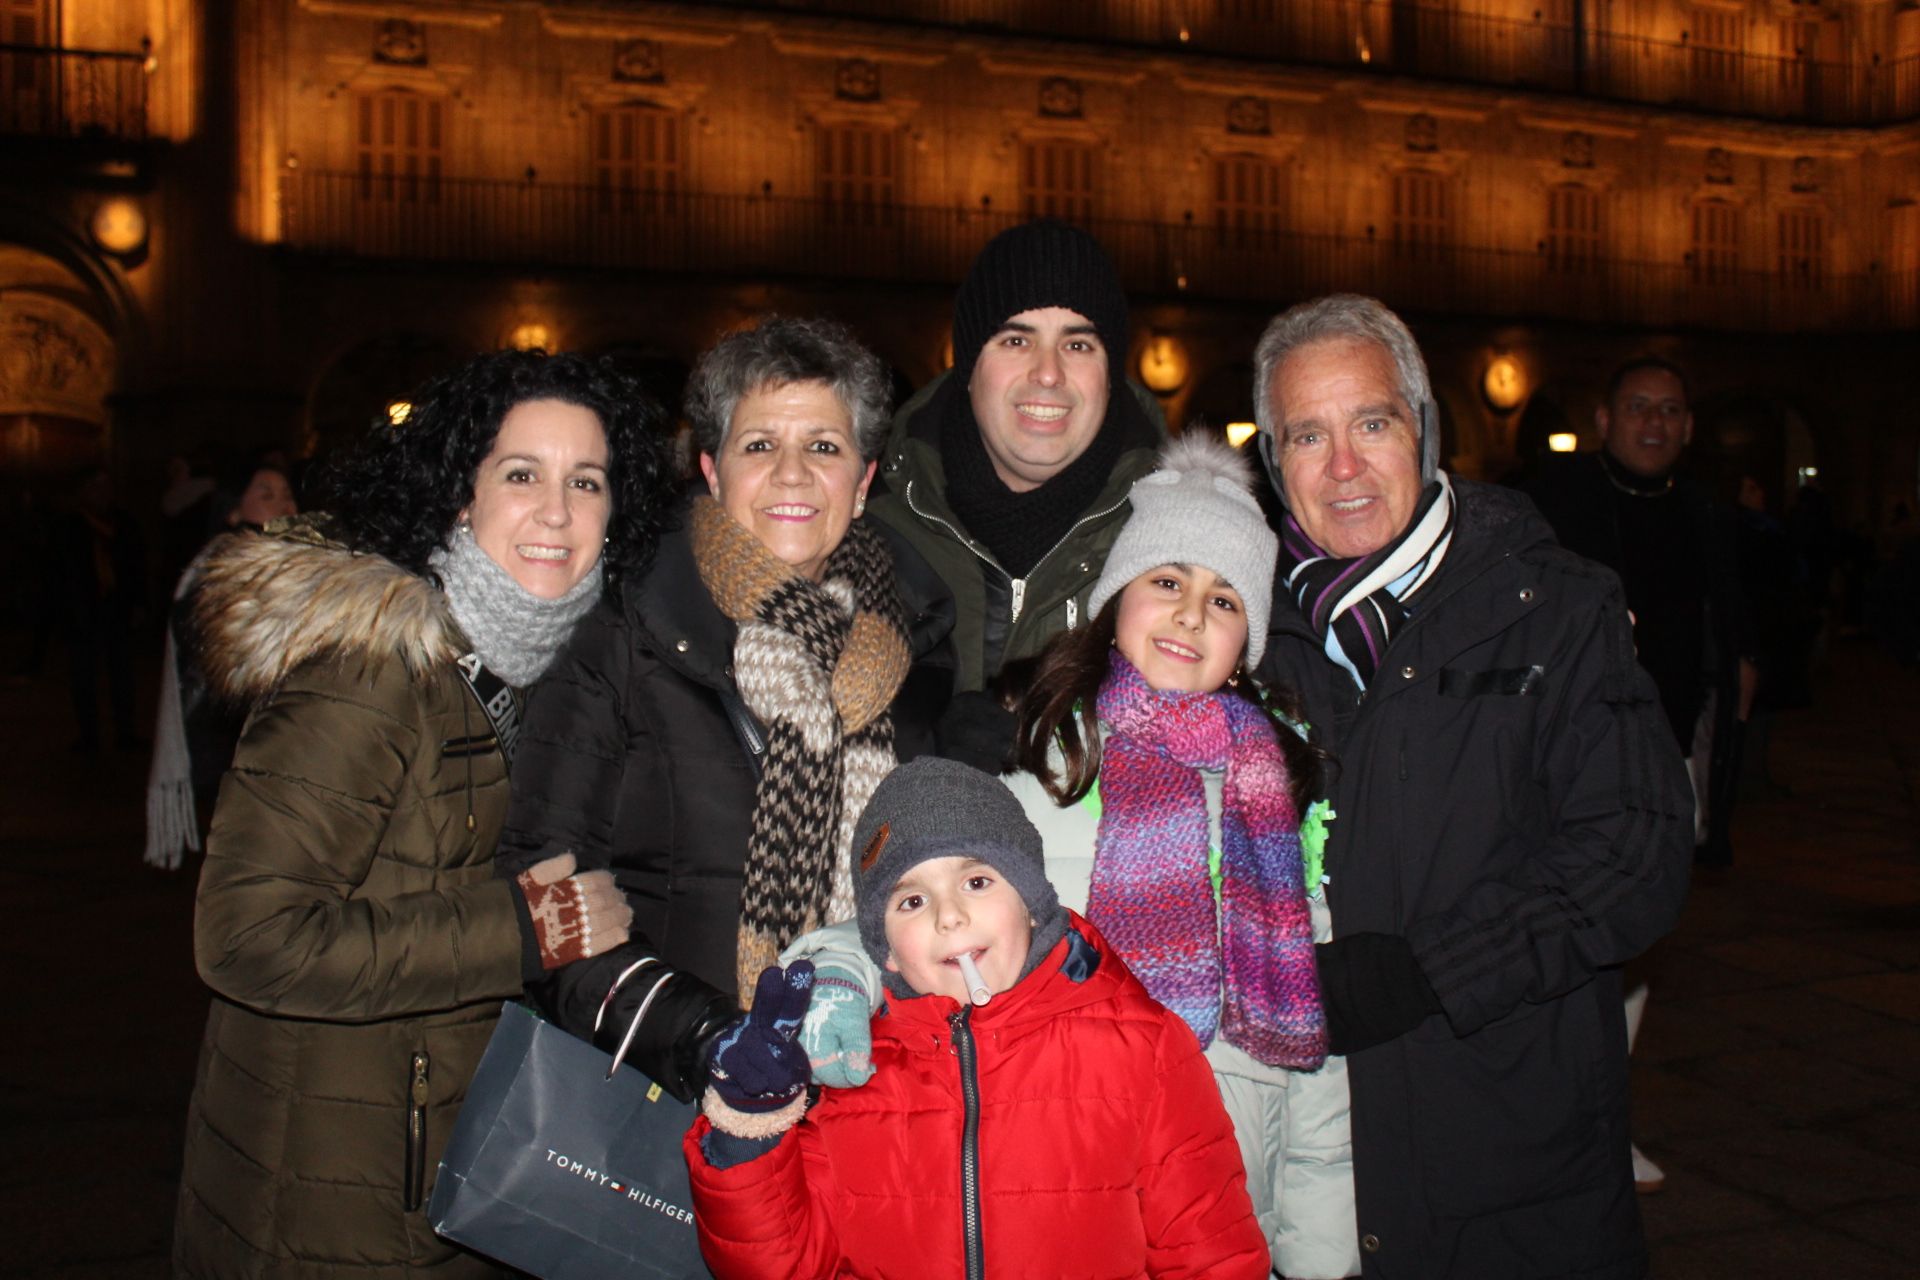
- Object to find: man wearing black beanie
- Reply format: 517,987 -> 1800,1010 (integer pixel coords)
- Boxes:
868,220 -> 1168,696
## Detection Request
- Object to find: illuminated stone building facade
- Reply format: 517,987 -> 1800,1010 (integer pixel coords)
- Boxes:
7,0 -> 1919,529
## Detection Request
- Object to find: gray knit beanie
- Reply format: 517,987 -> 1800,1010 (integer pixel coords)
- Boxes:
951,220 -> 1129,386
854,757 -> 1068,1000
1087,433 -> 1279,668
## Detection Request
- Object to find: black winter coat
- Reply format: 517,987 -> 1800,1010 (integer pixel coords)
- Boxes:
1259,481 -> 1692,1280
1525,453 -> 1754,861
496,510 -> 955,1100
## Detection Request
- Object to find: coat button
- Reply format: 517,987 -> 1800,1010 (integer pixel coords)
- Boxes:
674,639 -> 690,653
1361,1233 -> 1381,1253
1400,665 -> 1415,679
1519,587 -> 1535,602
1079,561 -> 1091,573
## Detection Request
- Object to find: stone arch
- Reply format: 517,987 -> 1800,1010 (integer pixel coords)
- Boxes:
0,243 -> 120,476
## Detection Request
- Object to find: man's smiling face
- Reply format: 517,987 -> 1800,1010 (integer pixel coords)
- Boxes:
966,306 -> 1111,493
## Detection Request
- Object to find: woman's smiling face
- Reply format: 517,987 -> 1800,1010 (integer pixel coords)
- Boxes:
699,380 -> 875,582
461,398 -> 611,599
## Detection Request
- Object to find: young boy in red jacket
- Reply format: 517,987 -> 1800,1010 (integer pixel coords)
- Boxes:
683,756 -> 1269,1279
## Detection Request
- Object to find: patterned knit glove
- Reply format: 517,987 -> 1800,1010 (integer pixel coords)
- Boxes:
516,853 -> 633,971
703,962 -> 815,1139
800,960 -> 878,1088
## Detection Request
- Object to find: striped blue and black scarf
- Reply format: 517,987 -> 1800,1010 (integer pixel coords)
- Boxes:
1279,474 -> 1456,690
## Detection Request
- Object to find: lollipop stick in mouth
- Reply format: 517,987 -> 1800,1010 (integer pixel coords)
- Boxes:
957,953 -> 991,1006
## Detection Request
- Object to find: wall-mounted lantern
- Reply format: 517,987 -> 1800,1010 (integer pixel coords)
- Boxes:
1137,334 -> 1190,395
90,197 -> 148,260
1481,353 -> 1526,412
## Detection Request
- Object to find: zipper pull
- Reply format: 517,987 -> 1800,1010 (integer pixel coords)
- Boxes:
1066,597 -> 1078,630
1010,577 -> 1026,622
405,1051 -> 430,1212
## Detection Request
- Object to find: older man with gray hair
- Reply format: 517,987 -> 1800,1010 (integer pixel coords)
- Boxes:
1251,295 -> 1691,1279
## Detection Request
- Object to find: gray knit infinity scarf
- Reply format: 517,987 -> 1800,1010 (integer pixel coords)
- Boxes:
428,522 -> 603,687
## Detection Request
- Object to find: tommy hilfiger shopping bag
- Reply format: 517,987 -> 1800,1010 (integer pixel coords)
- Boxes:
428,999 -> 709,1279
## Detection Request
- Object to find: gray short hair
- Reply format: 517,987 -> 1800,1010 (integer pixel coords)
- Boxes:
1250,294 -> 1438,502
685,315 -> 892,462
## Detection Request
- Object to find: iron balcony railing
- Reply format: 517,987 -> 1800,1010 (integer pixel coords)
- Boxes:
280,170 -> 1917,333
652,0 -> 1920,127
0,43 -> 148,142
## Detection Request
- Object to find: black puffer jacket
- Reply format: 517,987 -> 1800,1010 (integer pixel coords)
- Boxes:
496,510 -> 955,1100
1259,482 -> 1692,1280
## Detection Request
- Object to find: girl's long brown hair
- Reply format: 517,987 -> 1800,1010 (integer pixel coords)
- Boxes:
1001,598 -> 1322,813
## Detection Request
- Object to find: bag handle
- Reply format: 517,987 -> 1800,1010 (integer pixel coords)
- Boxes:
606,969 -> 678,1083
592,956 -> 662,1039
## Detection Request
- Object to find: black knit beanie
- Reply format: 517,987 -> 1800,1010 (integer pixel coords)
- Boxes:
951,220 -> 1129,386
854,757 -> 1069,1000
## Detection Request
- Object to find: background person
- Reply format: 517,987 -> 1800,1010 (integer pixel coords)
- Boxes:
144,460 -> 302,870
686,757 -> 1271,1280
173,350 -> 664,1279
495,316 -> 954,1104
53,466 -> 146,752
1252,295 -> 1692,1279
1526,355 -> 1755,867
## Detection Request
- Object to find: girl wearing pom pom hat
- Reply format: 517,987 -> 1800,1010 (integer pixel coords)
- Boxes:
1007,431 -> 1351,1280
790,433 -> 1356,1279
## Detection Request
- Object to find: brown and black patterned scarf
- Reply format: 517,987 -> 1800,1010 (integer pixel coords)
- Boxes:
690,496 -> 911,1005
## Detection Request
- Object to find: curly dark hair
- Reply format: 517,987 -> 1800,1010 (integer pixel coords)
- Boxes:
319,350 -> 676,590
1006,598 -> 1321,815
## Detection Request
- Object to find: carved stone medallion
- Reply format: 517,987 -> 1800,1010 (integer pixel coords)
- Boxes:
1038,76 -> 1083,119
373,20 -> 427,67
835,58 -> 880,102
614,39 -> 664,84
1226,96 -> 1270,136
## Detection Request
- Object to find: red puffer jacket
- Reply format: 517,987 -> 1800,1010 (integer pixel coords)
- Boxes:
685,913 -> 1268,1279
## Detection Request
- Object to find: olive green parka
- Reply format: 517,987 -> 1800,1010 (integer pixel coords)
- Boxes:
866,371 -> 1168,693
173,528 -> 527,1279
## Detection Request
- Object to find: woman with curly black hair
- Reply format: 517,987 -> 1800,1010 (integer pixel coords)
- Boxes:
173,350 -> 676,1279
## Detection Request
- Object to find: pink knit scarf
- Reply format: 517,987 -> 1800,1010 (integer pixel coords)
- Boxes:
1088,653 -> 1327,1069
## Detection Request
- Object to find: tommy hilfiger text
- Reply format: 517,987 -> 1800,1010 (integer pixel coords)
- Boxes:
543,1149 -> 693,1223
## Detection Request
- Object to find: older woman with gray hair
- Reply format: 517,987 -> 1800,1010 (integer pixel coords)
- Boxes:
496,315 -> 954,1099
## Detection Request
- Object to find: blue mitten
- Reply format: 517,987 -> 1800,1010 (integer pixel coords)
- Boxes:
800,959 -> 878,1088
702,962 -> 815,1139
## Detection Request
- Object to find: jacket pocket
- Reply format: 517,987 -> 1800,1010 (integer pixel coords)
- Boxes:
404,1050 -> 430,1212
1409,996 -> 1610,1218
1438,664 -> 1546,697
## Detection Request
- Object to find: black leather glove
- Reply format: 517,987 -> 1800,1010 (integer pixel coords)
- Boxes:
589,960 -> 739,1104
935,689 -> 1019,775
1314,932 -> 1442,1055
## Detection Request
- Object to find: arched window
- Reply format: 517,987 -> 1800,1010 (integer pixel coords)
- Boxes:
816,123 -> 898,227
1022,140 -> 1098,223
1391,169 -> 1452,264
1775,207 -> 1826,290
354,90 -> 443,203
1690,199 -> 1741,285
1545,184 -> 1601,274
590,104 -> 682,215
1212,155 -> 1289,252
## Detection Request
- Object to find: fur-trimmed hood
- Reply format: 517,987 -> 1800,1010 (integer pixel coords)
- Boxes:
191,523 -> 462,705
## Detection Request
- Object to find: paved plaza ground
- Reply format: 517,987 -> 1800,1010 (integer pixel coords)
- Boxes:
1,633 -> 1915,1278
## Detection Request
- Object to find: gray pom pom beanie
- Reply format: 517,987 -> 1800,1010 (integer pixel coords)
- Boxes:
1087,433 -> 1279,667
853,757 -> 1068,1000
